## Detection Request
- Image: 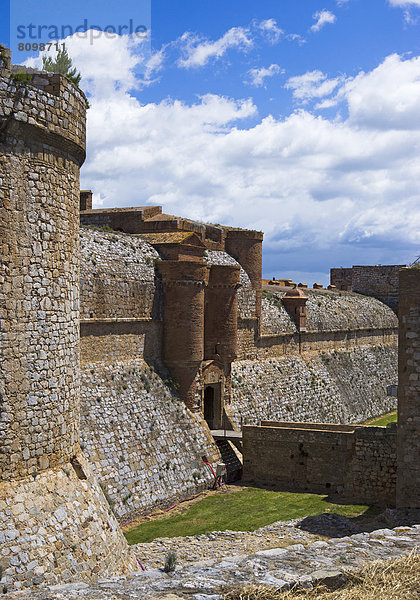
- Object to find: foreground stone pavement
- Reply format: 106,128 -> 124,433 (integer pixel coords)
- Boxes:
3,521 -> 419,599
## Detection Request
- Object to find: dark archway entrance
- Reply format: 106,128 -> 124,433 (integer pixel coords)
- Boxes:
203,384 -> 223,429
204,386 -> 215,428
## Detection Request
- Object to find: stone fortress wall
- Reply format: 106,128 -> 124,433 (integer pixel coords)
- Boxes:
331,264 -> 406,314
77,221 -> 398,517
0,40 -> 415,594
243,421 -> 396,506
396,267 -> 420,507
0,46 -> 135,591
243,268 -> 420,508
80,361 -> 220,519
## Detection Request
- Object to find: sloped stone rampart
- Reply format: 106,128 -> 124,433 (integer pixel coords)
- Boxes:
230,345 -> 397,427
262,289 -> 397,335
80,361 -> 221,518
0,454 -> 135,592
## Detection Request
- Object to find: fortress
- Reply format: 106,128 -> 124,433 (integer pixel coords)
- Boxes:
0,45 -> 419,592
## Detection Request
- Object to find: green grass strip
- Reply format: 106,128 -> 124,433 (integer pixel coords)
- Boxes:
364,410 -> 398,427
125,487 -> 371,544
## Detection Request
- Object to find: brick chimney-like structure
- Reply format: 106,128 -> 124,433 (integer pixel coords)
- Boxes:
282,287 -> 308,331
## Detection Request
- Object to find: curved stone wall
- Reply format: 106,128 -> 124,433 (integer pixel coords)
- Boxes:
0,58 -> 86,479
205,250 -> 256,319
0,47 -> 136,590
229,345 -> 397,427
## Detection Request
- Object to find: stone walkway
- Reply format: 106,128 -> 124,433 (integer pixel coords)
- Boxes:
133,518 -> 321,570
3,518 -> 419,600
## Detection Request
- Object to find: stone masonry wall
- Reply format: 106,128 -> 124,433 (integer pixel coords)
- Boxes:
262,288 -> 397,335
330,265 -> 406,313
397,267 -> 420,508
352,265 -> 403,314
229,345 -> 397,427
0,61 -> 85,480
80,360 -> 221,518
0,453 -> 134,591
351,426 -> 397,505
330,267 -> 352,290
243,422 -> 396,505
0,46 -> 137,591
80,228 -> 159,320
80,321 -> 161,364
205,250 -> 256,320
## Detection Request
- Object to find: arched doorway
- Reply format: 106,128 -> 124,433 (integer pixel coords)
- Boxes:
204,386 -> 215,428
203,384 -> 223,429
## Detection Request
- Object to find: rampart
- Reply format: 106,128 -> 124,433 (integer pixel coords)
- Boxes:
243,421 -> 397,506
330,265 -> 406,313
75,224 -> 399,516
0,41 -> 415,592
80,360 -> 220,518
241,266 -> 419,510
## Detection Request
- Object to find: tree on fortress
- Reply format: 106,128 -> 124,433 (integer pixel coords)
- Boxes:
42,47 -> 81,86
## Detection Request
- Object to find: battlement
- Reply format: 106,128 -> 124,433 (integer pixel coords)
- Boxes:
0,45 -> 88,165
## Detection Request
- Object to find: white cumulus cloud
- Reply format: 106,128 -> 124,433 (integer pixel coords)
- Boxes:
388,0 -> 420,5
177,27 -> 253,69
344,54 -> 420,129
79,50 -> 420,273
26,34 -> 419,274
247,64 -> 284,87
285,70 -> 343,101
257,19 -> 284,44
311,10 -> 337,32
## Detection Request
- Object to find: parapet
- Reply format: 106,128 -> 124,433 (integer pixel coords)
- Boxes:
0,45 -> 88,164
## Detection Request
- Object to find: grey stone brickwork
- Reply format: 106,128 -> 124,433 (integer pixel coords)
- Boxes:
80,228 -> 159,320
229,345 -> 398,427
243,422 -> 397,505
262,288 -> 397,335
397,267 -> 420,508
0,55 -> 86,480
0,46 -> 137,591
0,454 -> 134,591
331,265 -> 406,313
80,361 -> 221,518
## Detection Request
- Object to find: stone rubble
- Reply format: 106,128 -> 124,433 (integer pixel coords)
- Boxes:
2,521 -> 418,599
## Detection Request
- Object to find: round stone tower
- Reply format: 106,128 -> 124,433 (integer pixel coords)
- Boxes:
157,259 -> 209,410
0,46 -> 135,590
224,228 -> 263,325
204,264 -> 241,361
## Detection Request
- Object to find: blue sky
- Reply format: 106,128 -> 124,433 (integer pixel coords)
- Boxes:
1,0 -> 420,284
